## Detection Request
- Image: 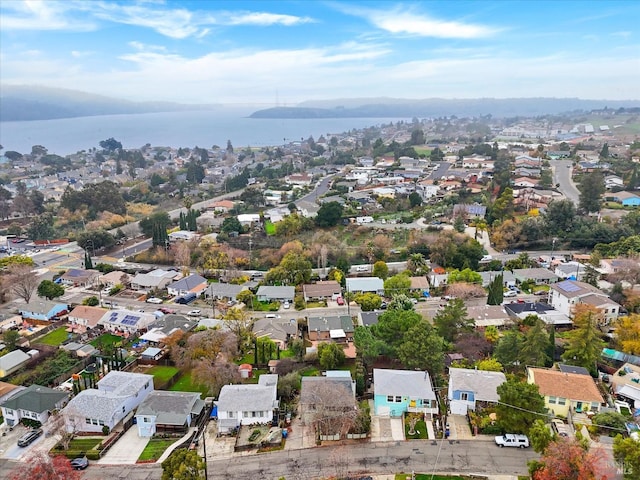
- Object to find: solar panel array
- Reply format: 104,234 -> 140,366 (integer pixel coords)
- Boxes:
120,315 -> 140,326
557,280 -> 580,292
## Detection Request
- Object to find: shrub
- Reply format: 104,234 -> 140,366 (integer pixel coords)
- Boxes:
21,418 -> 42,429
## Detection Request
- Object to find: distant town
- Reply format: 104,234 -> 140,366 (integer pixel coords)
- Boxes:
1,107 -> 640,480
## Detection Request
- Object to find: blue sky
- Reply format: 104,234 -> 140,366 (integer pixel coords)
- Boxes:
1,0 -> 639,104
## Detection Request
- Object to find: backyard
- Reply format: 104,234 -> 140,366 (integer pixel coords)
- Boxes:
169,371 -> 209,398
36,327 -> 70,346
146,365 -> 180,388
137,438 -> 175,462
90,332 -> 124,349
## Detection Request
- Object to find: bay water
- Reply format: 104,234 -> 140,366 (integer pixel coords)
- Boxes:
0,107 -> 406,156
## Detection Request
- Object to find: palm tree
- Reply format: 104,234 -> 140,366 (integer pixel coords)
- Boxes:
471,219 -> 488,241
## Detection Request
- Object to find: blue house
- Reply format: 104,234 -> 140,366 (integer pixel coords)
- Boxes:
19,300 -> 69,322
447,367 -> 506,415
373,369 -> 438,418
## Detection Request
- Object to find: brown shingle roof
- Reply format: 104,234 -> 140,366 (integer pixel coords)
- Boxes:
529,367 -> 603,403
68,305 -> 109,327
410,276 -> 429,289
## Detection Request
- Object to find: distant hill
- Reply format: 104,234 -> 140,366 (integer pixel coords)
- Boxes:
251,97 -> 640,119
0,85 -> 219,121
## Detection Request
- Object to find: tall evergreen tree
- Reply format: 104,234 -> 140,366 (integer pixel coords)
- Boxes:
84,250 -> 93,269
520,320 -> 550,367
562,305 -> 605,375
487,274 -> 504,305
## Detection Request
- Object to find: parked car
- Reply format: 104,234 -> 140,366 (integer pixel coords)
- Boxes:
159,307 -> 176,314
70,456 -> 89,470
17,428 -> 43,447
187,309 -> 201,316
336,296 -> 345,306
283,301 -> 290,309
355,266 -> 368,272
504,290 -> 518,298
146,297 -> 163,304
495,434 -> 529,448
551,419 -> 572,437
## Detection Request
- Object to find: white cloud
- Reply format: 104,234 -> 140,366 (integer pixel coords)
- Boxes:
337,4 -> 497,39
611,31 -> 631,38
128,41 -> 167,52
0,0 -> 95,31
71,50 -> 94,58
225,12 -> 314,26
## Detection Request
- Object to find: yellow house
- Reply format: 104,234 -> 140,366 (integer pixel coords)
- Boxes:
527,367 -> 604,417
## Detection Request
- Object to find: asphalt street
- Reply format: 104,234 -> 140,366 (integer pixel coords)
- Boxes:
68,439 -> 537,480
553,159 -> 580,204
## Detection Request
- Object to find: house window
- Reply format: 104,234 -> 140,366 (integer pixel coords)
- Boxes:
85,418 -> 92,424
460,392 -> 469,401
99,420 -> 105,426
122,406 -> 125,413
251,411 -> 257,418
387,395 -> 394,402
591,402 -> 600,410
143,418 -> 150,423
228,412 -> 234,418
558,398 -> 566,405
548,396 -> 557,404
395,396 -> 402,403
243,412 -> 249,418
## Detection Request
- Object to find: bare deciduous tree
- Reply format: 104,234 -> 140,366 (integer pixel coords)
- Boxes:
299,379 -> 357,439
192,358 -> 241,397
8,264 -> 39,303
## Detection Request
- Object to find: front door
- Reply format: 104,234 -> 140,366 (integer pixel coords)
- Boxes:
576,401 -> 583,412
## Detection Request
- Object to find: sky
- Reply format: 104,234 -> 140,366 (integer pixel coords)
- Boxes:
1,0 -> 639,105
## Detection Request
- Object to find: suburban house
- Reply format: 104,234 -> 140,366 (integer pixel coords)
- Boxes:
139,314 -> 198,345
256,286 -> 295,303
210,200 -> 235,213
527,367 -> 603,417
549,279 -> 620,324
479,271 -> 516,288
428,272 -> 448,289
373,369 -> 438,417
598,258 -> 640,275
63,371 -> 154,433
99,270 -> 130,289
610,190 -> 640,207
299,372 -> 357,438
216,374 -> 278,434
345,277 -> 384,295
61,342 -> 98,358
0,350 -> 31,378
167,274 -> 208,297
0,384 -> 69,427
130,269 -> 179,291
252,317 -> 298,349
358,311 -> 384,327
168,230 -> 199,242
205,283 -> 248,301
0,381 -> 22,405
58,268 -> 100,288
466,305 -> 512,328
19,300 -> 68,322
610,364 -> 640,408
409,277 -> 430,296
135,391 -> 205,437
67,305 -> 108,331
513,268 -> 560,285
448,368 -> 507,415
504,302 -> 573,327
307,315 -> 354,343
97,309 -> 158,335
452,203 -> 487,218
554,262 -> 586,280
302,281 -> 343,302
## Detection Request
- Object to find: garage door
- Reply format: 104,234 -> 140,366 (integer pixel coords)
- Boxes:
450,400 -> 467,416
376,406 -> 390,416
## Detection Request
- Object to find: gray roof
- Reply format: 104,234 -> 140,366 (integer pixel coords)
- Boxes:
373,369 -> 435,400
308,315 -> 354,334
135,391 -> 203,426
479,271 -> 516,287
1,384 -> 68,413
77,344 -> 98,356
359,311 -> 383,327
98,371 -> 153,396
147,314 -> 197,335
513,268 -> 560,281
20,300 -> 67,316
253,318 -> 297,343
299,377 -> 355,407
0,350 -> 30,373
345,277 -> 383,292
256,286 -> 295,299
66,389 -> 126,422
169,274 -> 207,291
448,368 -> 506,403
558,364 -> 591,376
206,283 -> 247,299
550,279 -> 604,299
216,374 -> 278,412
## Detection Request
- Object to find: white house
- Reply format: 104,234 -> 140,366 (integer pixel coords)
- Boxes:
216,374 -> 278,434
97,309 -> 157,334
0,350 -> 31,379
0,384 -> 69,427
549,279 -> 620,325
63,371 -> 154,433
345,277 -> 384,294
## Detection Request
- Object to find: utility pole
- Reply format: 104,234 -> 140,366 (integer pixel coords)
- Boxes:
248,237 -> 253,267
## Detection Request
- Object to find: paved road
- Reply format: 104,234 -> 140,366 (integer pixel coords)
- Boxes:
71,439 -> 536,480
553,159 -> 580,204
428,161 -> 452,180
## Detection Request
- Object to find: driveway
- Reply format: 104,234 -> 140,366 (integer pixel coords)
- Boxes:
97,428 -> 149,465
447,414 -> 473,440
0,423 -> 59,460
370,415 -> 404,442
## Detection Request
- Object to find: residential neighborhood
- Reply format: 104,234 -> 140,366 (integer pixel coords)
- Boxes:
1,107 -> 640,480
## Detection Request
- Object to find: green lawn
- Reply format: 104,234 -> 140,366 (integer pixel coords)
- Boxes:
404,419 -> 428,439
169,371 -> 209,398
264,220 -> 276,235
67,437 -> 102,451
147,366 -> 180,383
137,438 -> 175,462
90,333 -> 124,348
37,327 -> 71,346
301,366 -> 320,376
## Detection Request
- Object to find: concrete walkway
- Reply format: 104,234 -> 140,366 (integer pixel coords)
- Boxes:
371,415 -> 404,442
156,427 -> 196,463
97,428 -> 149,465
447,414 -> 473,440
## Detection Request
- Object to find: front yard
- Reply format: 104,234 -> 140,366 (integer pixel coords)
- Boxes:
137,438 -> 175,462
36,327 -> 70,346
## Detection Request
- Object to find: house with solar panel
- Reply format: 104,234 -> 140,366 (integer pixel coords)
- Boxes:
58,268 -> 100,288
549,279 -> 621,325
97,309 -> 157,334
